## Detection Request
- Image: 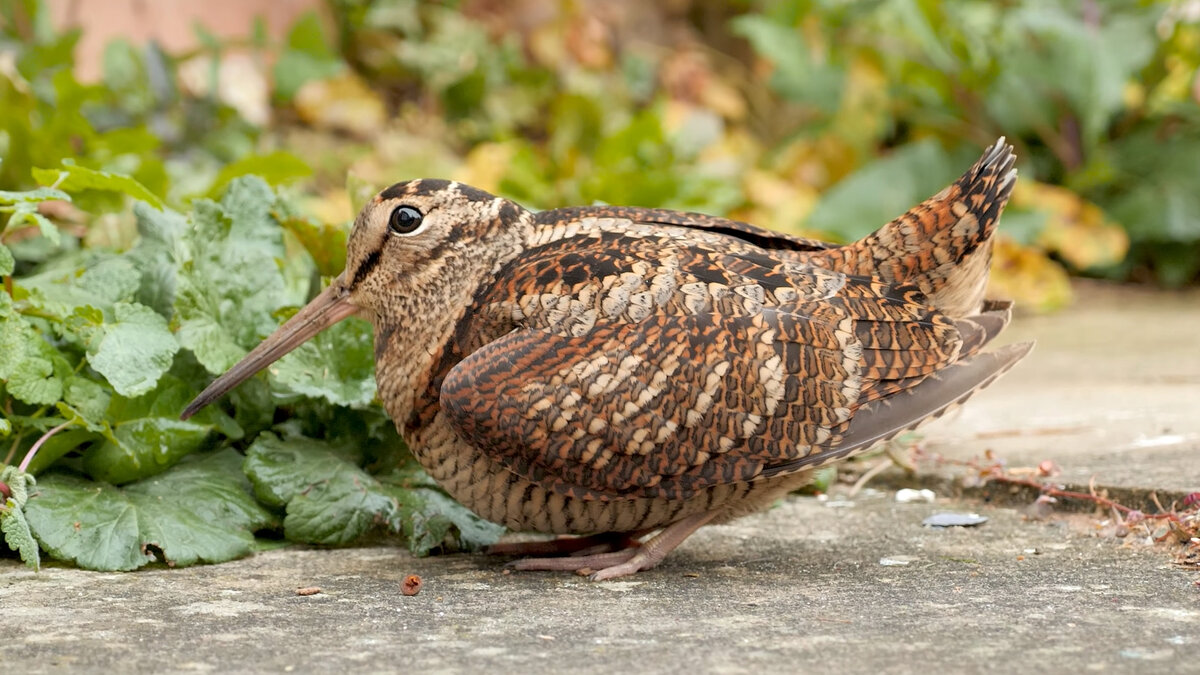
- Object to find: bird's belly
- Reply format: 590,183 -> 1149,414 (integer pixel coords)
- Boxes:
406,413 -> 812,534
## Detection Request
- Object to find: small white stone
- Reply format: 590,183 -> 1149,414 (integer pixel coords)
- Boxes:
895,488 -> 936,503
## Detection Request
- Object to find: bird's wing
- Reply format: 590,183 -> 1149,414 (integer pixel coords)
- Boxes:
438,232 -> 966,501
535,205 -> 833,252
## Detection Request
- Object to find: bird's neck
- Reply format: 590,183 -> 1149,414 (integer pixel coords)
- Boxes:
371,224 -> 531,438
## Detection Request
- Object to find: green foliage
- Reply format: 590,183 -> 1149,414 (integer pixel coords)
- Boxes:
2,170 -> 497,568
728,0 -> 1199,287
33,163 -> 165,210
1,465 -> 40,570
274,12 -> 345,100
243,431 -> 502,555
23,450 -> 274,571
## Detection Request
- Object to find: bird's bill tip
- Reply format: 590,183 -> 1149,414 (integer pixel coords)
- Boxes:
180,276 -> 357,420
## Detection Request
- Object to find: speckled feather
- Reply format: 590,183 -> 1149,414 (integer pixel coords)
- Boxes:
350,139 -> 1026,536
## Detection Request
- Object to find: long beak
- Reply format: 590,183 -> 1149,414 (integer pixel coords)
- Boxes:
180,275 -> 358,420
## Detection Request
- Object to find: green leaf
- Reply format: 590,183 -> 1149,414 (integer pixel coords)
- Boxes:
273,51 -> 345,101
1,466 -> 40,570
241,432 -> 359,507
286,12 -> 338,57
24,450 -> 273,571
0,243 -> 13,276
61,377 -> 111,430
22,428 -> 103,476
283,478 -> 398,546
2,497 -> 40,571
3,202 -> 61,246
271,316 -> 377,408
174,177 -> 301,374
381,480 -> 504,556
0,294 -> 65,406
0,187 -> 72,205
24,473 -> 149,571
805,139 -> 964,241
243,432 -> 501,553
85,302 -> 179,397
730,14 -> 844,113
281,215 -> 347,278
1,465 -> 36,506
273,13 -> 344,100
80,374 -> 237,484
21,254 -> 142,321
0,187 -> 71,245
206,151 -> 312,199
32,163 -> 164,210
127,204 -> 189,317
243,432 -> 378,545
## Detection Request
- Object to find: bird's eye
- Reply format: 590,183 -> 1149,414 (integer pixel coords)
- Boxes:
388,205 -> 424,235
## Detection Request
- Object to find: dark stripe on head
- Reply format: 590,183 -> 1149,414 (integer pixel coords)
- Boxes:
352,249 -> 381,287
452,183 -> 496,202
378,179 -> 498,204
378,180 -> 427,202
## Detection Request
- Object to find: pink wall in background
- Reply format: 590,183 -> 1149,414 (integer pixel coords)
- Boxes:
47,0 -> 325,81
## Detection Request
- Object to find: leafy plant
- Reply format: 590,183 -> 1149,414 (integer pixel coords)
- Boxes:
1,176 -> 499,570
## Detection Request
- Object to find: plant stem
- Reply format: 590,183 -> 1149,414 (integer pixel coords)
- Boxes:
18,421 -> 71,473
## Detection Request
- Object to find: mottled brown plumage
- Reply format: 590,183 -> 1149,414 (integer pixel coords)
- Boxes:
183,138 -> 1031,580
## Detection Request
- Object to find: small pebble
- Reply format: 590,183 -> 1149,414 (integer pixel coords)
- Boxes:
879,556 -> 918,566
923,512 -> 988,528
295,587 -> 322,596
895,488 -> 936,503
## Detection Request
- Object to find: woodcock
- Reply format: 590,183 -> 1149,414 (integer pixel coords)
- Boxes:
183,138 -> 1032,580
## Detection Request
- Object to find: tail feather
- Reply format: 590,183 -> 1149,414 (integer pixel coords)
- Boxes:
762,341 -> 1034,477
803,138 -> 1018,318
954,299 -> 1013,358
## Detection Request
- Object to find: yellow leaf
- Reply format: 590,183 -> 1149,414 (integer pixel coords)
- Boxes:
294,74 -> 386,139
280,212 -> 348,278
987,236 -> 1073,312
832,56 -> 889,150
740,169 -> 819,235
453,143 -> 518,195
1015,182 -> 1129,270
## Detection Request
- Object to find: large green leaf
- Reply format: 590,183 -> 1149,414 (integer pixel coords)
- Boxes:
730,14 -> 844,113
32,163 -> 164,210
80,375 -> 240,485
804,139 -> 963,240
0,293 -> 67,406
81,302 -> 180,397
243,432 -> 502,554
174,177 -> 300,374
270,316 -> 377,408
206,151 -> 312,198
24,450 -> 275,571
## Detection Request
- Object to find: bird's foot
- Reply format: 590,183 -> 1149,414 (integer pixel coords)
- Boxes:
504,511 -> 719,581
485,531 -> 646,558
507,548 -> 641,575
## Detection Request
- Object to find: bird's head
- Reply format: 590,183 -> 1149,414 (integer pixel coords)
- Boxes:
180,179 -> 528,419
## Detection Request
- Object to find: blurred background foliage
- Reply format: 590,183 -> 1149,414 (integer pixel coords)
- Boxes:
4,0 -> 1200,310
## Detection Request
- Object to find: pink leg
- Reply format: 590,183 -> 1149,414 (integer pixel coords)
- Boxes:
486,530 -> 648,557
505,511 -> 718,581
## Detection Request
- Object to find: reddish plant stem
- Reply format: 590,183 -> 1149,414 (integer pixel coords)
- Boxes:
18,421 -> 71,473
988,475 -> 1184,524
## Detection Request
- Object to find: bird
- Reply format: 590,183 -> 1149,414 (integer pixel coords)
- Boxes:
182,138 -> 1031,580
